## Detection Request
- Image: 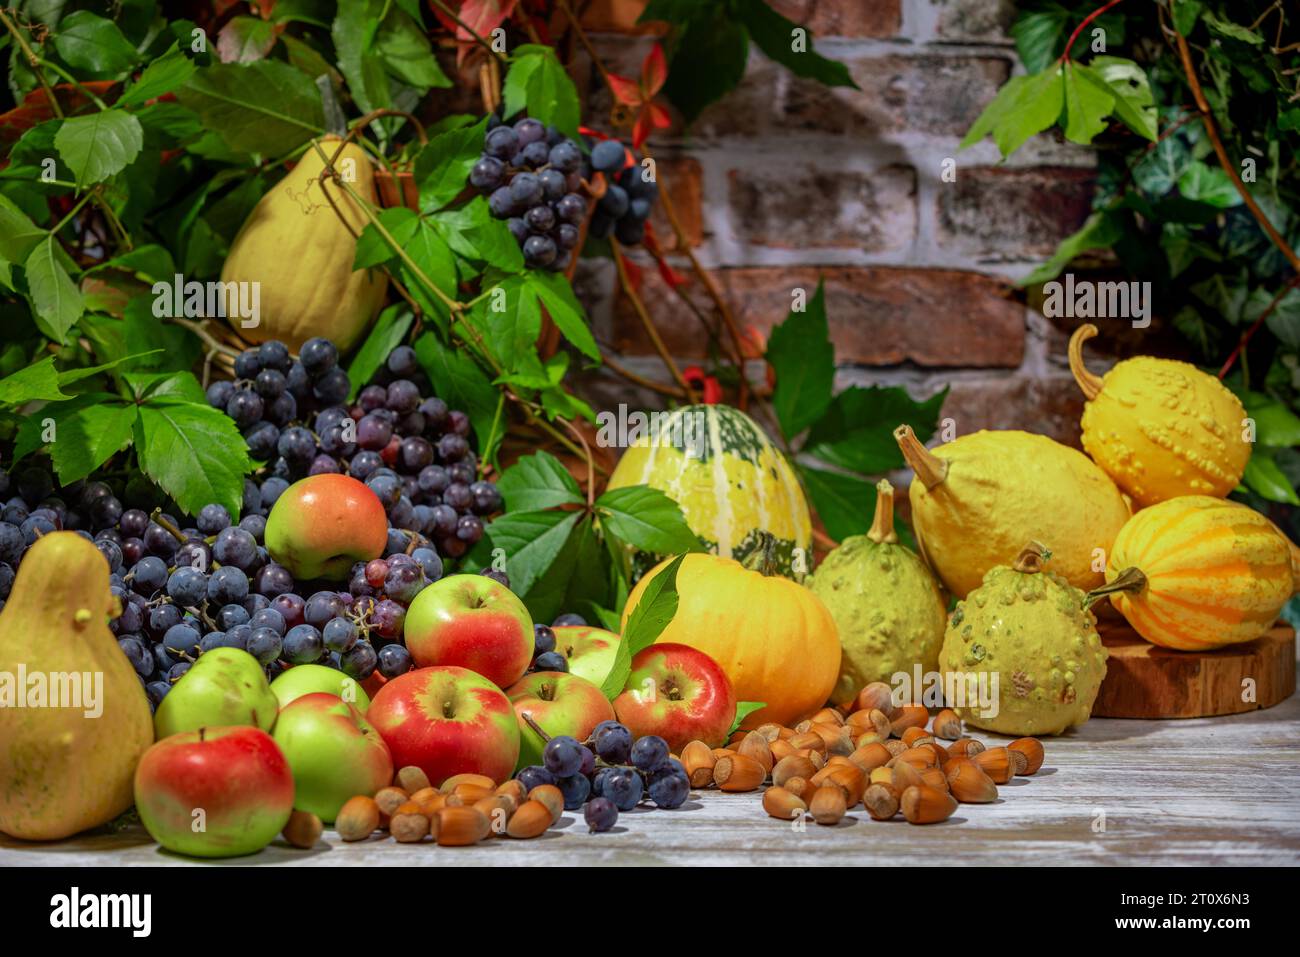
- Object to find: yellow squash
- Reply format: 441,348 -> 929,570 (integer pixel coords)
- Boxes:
1089,496 -> 1295,650
623,545 -> 840,728
221,135 -> 388,351
1069,324 -> 1251,506
894,425 -> 1130,599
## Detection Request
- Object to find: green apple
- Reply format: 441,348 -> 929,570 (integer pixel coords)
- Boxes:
271,693 -> 393,822
506,671 -> 615,770
551,625 -> 621,687
271,663 -> 371,713
154,647 -> 279,739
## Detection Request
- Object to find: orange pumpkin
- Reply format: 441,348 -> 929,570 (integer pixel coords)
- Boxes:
1091,496 -> 1295,650
622,549 -> 841,728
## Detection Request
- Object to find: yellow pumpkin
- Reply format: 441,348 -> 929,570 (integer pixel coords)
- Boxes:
1090,496 -> 1294,650
221,136 -> 388,352
622,548 -> 840,728
1069,324 -> 1251,507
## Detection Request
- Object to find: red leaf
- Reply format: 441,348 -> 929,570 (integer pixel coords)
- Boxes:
682,365 -> 705,384
0,82 -> 116,150
606,72 -> 644,108
431,0 -> 519,63
631,108 -> 654,150
647,102 -> 671,130
619,251 -> 643,292
641,43 -> 668,97
702,376 -> 723,405
739,325 -> 766,359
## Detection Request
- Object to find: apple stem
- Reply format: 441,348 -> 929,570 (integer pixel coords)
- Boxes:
520,711 -> 552,742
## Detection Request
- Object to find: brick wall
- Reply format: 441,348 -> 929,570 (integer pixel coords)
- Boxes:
571,0 -> 1109,446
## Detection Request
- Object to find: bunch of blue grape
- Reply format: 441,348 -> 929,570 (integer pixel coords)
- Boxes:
470,116 -> 589,271
514,722 -> 692,834
585,138 -> 659,247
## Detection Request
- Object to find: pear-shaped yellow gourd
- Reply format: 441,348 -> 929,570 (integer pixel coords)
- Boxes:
1069,324 -> 1250,507
0,533 -> 154,840
221,135 -> 388,351
895,425 -> 1130,599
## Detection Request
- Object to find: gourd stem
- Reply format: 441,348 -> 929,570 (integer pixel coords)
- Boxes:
893,425 -> 948,490
742,531 -> 780,577
1012,541 -> 1051,574
1068,324 -> 1104,401
868,480 -> 898,545
1083,567 -> 1147,608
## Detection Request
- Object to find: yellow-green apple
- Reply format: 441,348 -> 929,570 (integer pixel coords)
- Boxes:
506,671 -> 615,769
265,474 -> 388,580
271,663 -> 371,712
154,647 -> 278,739
402,574 -> 533,688
368,666 -> 519,786
551,625 -> 621,687
613,643 -> 737,752
133,726 -> 294,858
271,692 -> 393,822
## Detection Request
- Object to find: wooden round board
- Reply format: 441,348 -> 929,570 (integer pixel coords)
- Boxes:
1092,621 -> 1296,719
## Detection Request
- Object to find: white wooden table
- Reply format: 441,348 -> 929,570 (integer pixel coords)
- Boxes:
5,648 -> 1299,867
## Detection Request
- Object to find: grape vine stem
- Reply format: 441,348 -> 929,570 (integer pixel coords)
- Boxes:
611,238 -> 697,402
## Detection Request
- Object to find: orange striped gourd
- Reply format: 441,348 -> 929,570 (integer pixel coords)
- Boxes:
1090,496 -> 1295,650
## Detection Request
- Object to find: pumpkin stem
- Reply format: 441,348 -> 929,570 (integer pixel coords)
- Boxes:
1012,541 -> 1051,574
1068,324 -> 1104,401
1083,567 -> 1148,608
742,531 -> 780,577
894,425 -> 948,490
868,480 -> 899,545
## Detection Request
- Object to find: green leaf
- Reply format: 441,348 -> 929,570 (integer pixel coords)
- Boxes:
799,465 -> 877,542
118,43 -> 197,108
766,278 -> 834,438
1089,56 -> 1157,141
496,450 -> 583,512
435,197 -> 524,272
486,510 -> 580,598
412,331 -> 504,463
1010,8 -> 1069,73
1133,130 -> 1192,195
805,385 -> 947,475
375,8 -> 450,89
736,0 -> 857,89
54,110 -> 144,186
346,305 -> 415,400
0,357 -> 70,407
960,68 -> 1064,158
1062,62 -> 1113,144
24,237 -> 84,344
525,271 -> 598,359
1172,0 -> 1203,36
93,244 -> 177,283
661,12 -> 749,124
353,207 -> 416,268
134,399 -> 251,518
596,485 -> 701,554
178,59 -> 325,155
17,395 -> 138,485
52,10 -> 139,75
727,702 -> 767,737
1242,449 -> 1300,505
0,195 -> 46,264
413,116 -> 488,212
502,47 -> 581,137
58,349 -> 165,388
1203,11 -> 1263,46
602,554 -> 686,698
1019,210 -> 1124,287
1177,161 -> 1242,208
1241,396 -> 1300,449
123,295 -> 202,372
217,16 -> 280,63
127,371 -> 208,404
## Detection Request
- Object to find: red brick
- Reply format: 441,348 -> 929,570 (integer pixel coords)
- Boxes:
940,373 -> 1085,447
727,163 -> 916,251
767,0 -> 902,37
692,54 -> 1013,139
936,166 -> 1096,259
580,0 -> 667,35
607,265 -> 1025,367
933,0 -> 1017,43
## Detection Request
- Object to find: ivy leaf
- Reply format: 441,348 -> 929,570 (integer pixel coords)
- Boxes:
413,116 -> 488,212
346,305 -> 415,400
805,385 -> 947,475
0,357 -> 71,407
1177,161 -> 1242,208
767,278 -> 834,438
1010,8 -> 1069,73
1018,209 -> 1124,287
727,702 -> 767,737
486,510 -> 580,598
1242,449 -> 1300,505
1203,11 -> 1263,46
52,11 -> 139,75
24,237 -> 84,344
1133,130 -> 1192,195
1062,62 -> 1113,145
14,394 -> 138,485
496,449 -> 583,512
596,485 -> 701,555
734,0 -> 857,89
1090,56 -> 1157,141
960,68 -> 1064,158
118,44 -> 197,108
412,331 -> 504,464
799,465 -> 877,542
134,399 -> 251,517
1172,0 -> 1203,36
54,109 -> 144,186
602,554 -> 685,698
178,59 -> 325,155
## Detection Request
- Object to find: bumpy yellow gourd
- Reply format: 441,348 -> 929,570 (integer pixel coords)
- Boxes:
894,425 -> 1130,599
221,135 -> 388,351
1069,324 -> 1251,507
1089,496 -> 1295,650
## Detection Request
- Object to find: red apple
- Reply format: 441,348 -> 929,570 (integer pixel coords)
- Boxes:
402,574 -> 533,689
265,474 -> 388,580
272,693 -> 394,823
506,671 -> 615,769
133,726 -> 294,858
613,643 -> 737,752
368,666 -> 520,786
